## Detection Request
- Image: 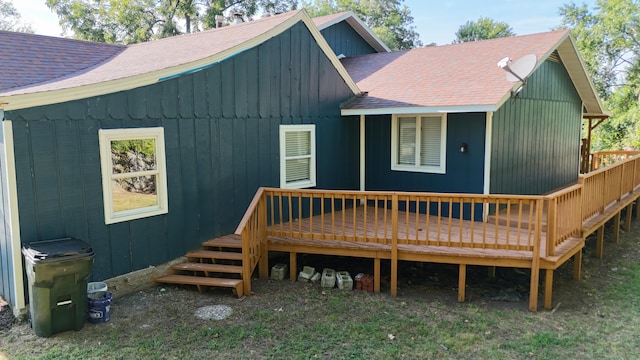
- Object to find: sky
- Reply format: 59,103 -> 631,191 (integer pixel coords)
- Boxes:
12,0 -> 598,45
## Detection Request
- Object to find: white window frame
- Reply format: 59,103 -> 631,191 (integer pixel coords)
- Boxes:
99,127 -> 169,224
391,114 -> 447,174
279,124 -> 316,189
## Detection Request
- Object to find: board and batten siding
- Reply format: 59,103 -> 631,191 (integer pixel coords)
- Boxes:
320,21 -> 377,57
365,112 -> 486,194
490,60 -> 583,195
5,22 -> 358,282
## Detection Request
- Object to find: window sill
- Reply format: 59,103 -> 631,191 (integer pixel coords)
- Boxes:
391,164 -> 446,174
282,180 -> 317,189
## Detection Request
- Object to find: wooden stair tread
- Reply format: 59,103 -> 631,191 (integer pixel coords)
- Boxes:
155,274 -> 242,288
202,235 -> 242,248
172,262 -> 242,274
186,250 -> 243,261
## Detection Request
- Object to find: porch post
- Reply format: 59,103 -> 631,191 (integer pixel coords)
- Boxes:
359,115 -> 365,193
483,112 -> 493,221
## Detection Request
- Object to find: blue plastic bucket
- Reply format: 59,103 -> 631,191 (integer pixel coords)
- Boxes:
88,291 -> 112,324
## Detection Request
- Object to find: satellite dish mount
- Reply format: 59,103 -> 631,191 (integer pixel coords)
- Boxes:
497,54 -> 537,97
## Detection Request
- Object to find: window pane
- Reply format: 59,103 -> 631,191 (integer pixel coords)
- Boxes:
286,158 -> 310,183
285,131 -> 310,157
420,117 -> 441,166
111,139 -> 157,174
398,117 -> 416,165
112,176 -> 158,212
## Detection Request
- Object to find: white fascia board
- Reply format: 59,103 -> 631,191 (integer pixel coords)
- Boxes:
315,12 -> 390,53
341,105 -> 497,116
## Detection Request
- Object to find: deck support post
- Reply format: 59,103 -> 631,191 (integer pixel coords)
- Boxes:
613,212 -> 621,243
289,253 -> 297,281
573,249 -> 582,280
544,269 -> 553,310
374,258 -> 381,292
595,226 -> 604,258
458,264 -> 466,302
636,199 -> 640,220
488,266 -> 496,279
391,194 -> 398,297
625,204 -> 633,232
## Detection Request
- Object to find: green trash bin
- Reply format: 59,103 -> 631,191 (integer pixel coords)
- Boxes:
22,238 -> 95,337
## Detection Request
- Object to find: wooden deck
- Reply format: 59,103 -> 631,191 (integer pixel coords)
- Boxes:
235,153 -> 640,312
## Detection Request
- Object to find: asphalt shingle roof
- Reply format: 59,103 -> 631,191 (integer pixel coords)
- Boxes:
0,10 -> 300,96
0,30 -> 123,92
341,30 -> 571,111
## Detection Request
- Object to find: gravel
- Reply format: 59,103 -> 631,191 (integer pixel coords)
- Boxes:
194,305 -> 233,320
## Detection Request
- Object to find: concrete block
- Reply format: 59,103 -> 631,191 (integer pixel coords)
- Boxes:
310,271 -> 321,283
298,266 -> 316,282
270,263 -> 288,280
321,268 -> 336,288
336,271 -> 353,290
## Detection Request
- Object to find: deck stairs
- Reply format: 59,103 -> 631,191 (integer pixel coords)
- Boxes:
154,234 -> 245,297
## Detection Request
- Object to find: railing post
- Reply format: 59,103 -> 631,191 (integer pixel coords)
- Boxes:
619,162 -> 625,201
258,191 -> 269,280
242,230 -> 251,296
528,198 -> 543,312
601,170 -> 608,213
391,193 -> 398,297
546,196 -> 557,257
577,176 -> 586,224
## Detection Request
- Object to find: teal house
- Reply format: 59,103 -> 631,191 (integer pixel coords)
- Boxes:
0,10 -> 604,315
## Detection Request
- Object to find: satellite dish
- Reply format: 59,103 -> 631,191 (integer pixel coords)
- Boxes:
497,54 -> 537,83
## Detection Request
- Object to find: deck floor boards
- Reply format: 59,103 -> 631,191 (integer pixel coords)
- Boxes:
267,206 -> 566,265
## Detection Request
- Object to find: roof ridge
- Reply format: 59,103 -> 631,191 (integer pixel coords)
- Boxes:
431,29 -> 570,49
0,29 -> 125,48
128,10 -> 302,48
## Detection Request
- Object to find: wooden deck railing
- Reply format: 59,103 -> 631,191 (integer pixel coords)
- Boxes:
234,187 -> 267,295
231,153 -> 640,311
579,155 -> 640,225
546,184 -> 582,256
259,188 -> 578,255
591,150 -> 640,171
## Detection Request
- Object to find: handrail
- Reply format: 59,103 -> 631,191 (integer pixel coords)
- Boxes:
545,184 -> 582,256
579,155 -> 640,225
234,187 -> 266,295
591,150 -> 640,171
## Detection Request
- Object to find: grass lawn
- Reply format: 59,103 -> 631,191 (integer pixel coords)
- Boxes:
1,220 -> 639,359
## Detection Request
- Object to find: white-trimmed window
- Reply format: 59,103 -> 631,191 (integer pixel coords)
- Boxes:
391,114 -> 447,173
279,124 -> 316,189
99,127 -> 168,224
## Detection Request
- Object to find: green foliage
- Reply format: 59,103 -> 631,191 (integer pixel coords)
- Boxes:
0,0 -> 34,33
559,0 -> 640,151
301,0 -> 422,50
453,17 -> 515,43
46,0 -> 298,44
111,139 -> 156,158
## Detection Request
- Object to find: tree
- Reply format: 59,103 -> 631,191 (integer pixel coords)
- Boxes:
301,0 -> 422,50
0,0 -> 34,33
559,0 -> 640,150
46,0 -> 298,44
453,17 -> 515,43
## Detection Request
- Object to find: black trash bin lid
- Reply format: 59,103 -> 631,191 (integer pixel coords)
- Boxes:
23,238 -> 93,261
